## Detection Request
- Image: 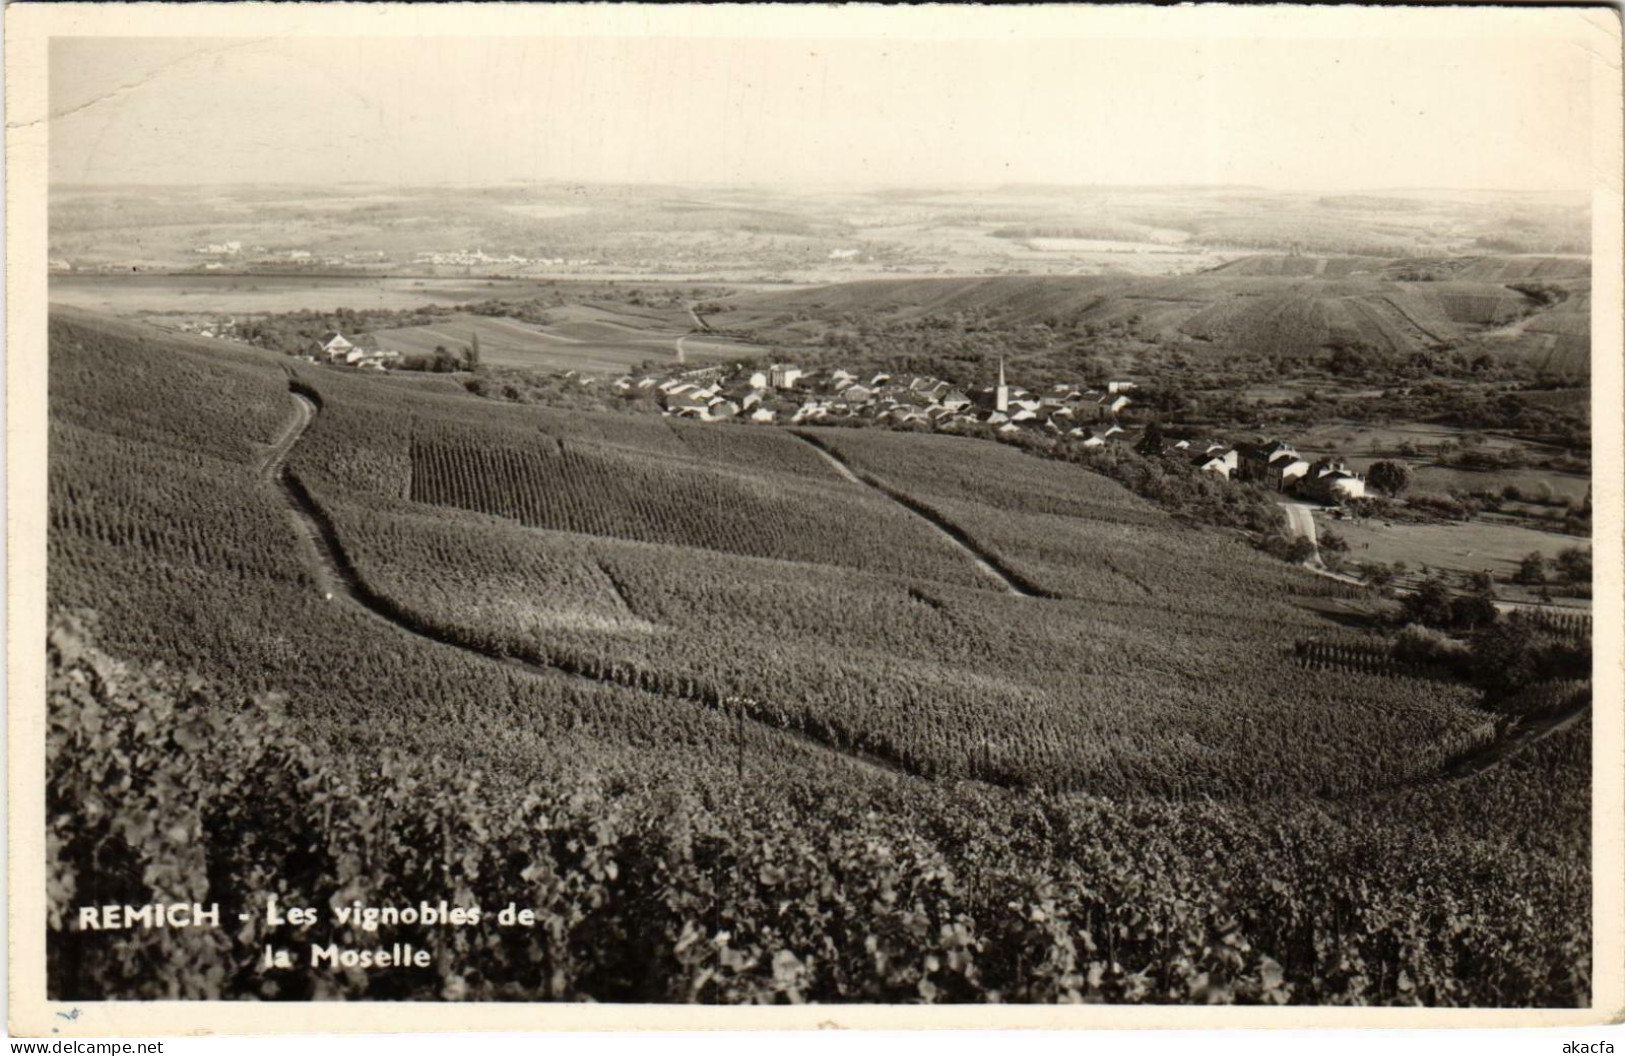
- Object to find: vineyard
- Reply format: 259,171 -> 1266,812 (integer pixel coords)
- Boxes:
50,613 -> 1590,1005
263,373 -> 1500,798
405,433 -> 999,588
45,307 -> 1591,1005
804,427 -> 1345,611
312,480 -> 1506,796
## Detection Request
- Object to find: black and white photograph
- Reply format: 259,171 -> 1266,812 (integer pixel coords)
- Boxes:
9,2 -> 1622,1032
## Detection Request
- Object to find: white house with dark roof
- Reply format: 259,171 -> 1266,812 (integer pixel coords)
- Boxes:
1299,459 -> 1366,502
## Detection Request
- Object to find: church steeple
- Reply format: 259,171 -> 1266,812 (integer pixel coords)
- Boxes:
995,356 -> 1009,413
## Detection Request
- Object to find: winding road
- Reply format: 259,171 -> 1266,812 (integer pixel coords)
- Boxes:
1277,500 -> 1328,571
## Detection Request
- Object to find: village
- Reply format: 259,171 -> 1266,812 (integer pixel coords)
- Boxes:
621,357 -> 1369,506
156,315 -> 1373,508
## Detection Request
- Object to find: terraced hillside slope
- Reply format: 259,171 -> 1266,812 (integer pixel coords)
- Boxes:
47,306 -> 1589,1004
726,255 -> 1590,374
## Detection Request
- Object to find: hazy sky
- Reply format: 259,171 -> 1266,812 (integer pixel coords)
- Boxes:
49,23 -> 1601,191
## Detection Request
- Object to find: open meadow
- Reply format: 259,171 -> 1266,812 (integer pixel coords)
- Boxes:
370,306 -> 764,373
49,276 -> 770,374
1317,511 -> 1583,578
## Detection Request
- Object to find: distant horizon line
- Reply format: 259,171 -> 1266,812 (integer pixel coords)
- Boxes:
47,179 -> 1591,196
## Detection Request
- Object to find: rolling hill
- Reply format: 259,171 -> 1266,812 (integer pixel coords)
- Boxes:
45,306 -> 1590,1004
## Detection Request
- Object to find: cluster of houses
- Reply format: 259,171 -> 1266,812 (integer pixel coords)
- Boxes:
412,248 -> 595,268
193,240 -> 244,257
170,316 -> 244,340
312,332 -> 404,371
619,358 -> 1368,505
287,336 -> 1370,505
185,247 -> 384,271
1233,440 -> 1367,503
623,358 -> 1141,438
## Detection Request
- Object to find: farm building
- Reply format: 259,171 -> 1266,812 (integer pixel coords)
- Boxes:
1268,456 -> 1310,490
1236,440 -> 1311,491
663,390 -> 713,417
769,364 -> 804,389
1195,448 -> 1239,478
1096,394 -> 1132,420
317,333 -> 356,362
1298,459 -> 1367,503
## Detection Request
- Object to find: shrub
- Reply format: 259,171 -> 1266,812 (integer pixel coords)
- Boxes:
1366,460 -> 1412,497
1515,551 -> 1549,586
1390,623 -> 1472,671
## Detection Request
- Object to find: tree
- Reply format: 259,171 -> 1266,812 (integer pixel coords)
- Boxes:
1360,562 -> 1397,593
1514,551 -> 1548,586
1449,593 -> 1498,630
466,331 -> 482,371
1555,546 -> 1592,585
1468,615 -> 1559,693
1366,460 -> 1412,498
1401,575 -> 1455,628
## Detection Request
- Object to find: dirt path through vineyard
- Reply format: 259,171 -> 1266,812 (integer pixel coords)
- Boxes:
265,390 -> 1576,791
265,390 -> 908,781
792,432 -> 1049,598
1436,698 -> 1591,784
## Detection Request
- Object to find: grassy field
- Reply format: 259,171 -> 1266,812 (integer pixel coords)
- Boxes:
1287,421 -> 1589,502
49,276 -> 771,374
370,309 -> 762,373
1410,465 -> 1589,502
1291,420 -> 1530,456
1319,510 -> 1583,577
